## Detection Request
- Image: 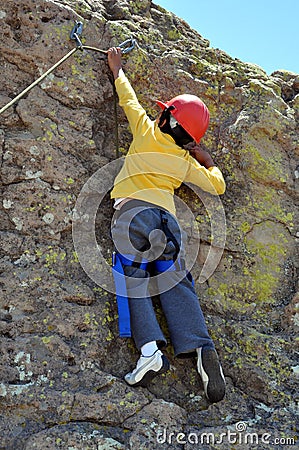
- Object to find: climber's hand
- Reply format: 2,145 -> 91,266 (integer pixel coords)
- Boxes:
107,47 -> 123,80
187,143 -> 215,169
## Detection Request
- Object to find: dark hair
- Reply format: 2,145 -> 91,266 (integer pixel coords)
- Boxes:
158,106 -> 193,147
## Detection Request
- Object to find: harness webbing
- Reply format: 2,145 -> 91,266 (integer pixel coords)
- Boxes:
112,252 -> 148,337
112,253 -> 133,338
112,251 -> 194,338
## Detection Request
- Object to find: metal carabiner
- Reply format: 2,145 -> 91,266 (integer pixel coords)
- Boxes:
70,22 -> 136,55
70,21 -> 84,48
118,37 -> 136,54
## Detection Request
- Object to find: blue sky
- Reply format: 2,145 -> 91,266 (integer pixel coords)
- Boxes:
155,0 -> 299,75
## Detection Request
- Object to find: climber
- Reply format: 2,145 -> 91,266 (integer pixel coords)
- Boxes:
108,47 -> 226,403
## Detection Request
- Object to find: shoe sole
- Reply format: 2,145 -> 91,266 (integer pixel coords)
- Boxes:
127,355 -> 170,387
200,349 -> 225,403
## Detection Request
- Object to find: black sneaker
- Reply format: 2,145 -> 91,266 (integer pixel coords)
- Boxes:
125,350 -> 169,387
197,347 -> 225,403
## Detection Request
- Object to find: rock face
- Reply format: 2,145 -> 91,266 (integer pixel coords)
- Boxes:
0,0 -> 298,448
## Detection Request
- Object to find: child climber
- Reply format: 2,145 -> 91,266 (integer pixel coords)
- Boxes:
108,47 -> 226,403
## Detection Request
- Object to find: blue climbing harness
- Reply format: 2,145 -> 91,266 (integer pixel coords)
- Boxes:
112,251 -> 194,338
112,252 -> 148,337
111,205 -> 194,337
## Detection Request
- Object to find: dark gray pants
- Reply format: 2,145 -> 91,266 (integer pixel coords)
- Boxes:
111,200 -> 214,357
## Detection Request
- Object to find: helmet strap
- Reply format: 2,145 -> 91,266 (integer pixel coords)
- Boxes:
158,106 -> 193,147
158,105 -> 175,128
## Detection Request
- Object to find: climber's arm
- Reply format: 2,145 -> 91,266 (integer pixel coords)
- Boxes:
107,47 -> 150,138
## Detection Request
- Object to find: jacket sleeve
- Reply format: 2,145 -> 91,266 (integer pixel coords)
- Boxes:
114,73 -> 151,138
184,155 -> 226,195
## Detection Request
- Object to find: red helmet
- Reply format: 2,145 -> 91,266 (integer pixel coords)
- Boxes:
156,94 -> 210,143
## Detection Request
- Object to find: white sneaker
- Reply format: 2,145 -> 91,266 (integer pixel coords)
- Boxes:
125,350 -> 169,387
197,347 -> 226,403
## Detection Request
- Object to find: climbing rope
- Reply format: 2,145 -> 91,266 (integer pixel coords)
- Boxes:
0,46 -> 78,115
0,22 -> 135,115
0,21 -> 136,156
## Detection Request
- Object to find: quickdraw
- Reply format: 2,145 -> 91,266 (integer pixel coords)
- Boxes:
70,21 -> 136,54
0,21 -> 136,115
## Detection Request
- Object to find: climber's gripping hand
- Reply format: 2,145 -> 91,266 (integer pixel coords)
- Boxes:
185,143 -> 215,169
107,47 -> 123,80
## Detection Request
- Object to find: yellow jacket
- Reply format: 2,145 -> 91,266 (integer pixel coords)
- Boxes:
110,73 -> 226,215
